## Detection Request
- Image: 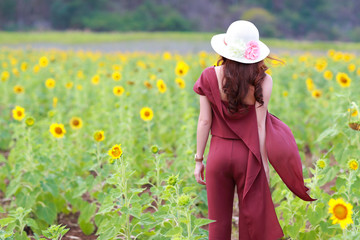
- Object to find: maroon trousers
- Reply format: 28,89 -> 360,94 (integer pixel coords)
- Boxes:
206,135 -> 252,239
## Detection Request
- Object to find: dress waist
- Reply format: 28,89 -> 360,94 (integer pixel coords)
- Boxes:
211,133 -> 242,140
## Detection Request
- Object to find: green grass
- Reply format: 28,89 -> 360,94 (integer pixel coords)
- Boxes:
0,31 -> 360,51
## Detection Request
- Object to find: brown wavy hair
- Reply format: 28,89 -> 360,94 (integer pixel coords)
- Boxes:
216,55 -> 282,114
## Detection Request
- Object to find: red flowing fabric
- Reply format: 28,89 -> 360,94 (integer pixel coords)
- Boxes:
193,66 -> 317,240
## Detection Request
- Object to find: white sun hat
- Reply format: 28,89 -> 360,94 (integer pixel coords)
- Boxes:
211,20 -> 270,64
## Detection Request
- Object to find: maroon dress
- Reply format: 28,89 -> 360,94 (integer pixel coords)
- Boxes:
193,66 -> 316,240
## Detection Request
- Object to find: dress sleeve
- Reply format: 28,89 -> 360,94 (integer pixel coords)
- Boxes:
193,69 -> 209,96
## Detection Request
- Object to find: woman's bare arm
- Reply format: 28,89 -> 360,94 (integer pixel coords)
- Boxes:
194,95 -> 212,185
196,95 -> 212,158
255,74 -> 273,185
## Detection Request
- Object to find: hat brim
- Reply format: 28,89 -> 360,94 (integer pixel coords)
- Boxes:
210,33 -> 270,64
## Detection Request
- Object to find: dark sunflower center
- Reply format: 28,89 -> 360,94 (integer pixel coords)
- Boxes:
112,147 -> 120,156
55,127 -> 63,134
334,204 -> 347,220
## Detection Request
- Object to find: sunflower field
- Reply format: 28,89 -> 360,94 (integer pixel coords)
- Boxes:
0,47 -> 359,240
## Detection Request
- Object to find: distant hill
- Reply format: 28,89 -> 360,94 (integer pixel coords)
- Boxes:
1,0 -> 359,41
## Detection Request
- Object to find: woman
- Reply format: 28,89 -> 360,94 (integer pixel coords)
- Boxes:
193,20 -> 316,240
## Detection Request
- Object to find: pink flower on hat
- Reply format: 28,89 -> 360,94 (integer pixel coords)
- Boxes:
244,40 -> 260,60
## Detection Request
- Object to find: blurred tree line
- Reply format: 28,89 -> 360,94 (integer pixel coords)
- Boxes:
0,0 -> 359,41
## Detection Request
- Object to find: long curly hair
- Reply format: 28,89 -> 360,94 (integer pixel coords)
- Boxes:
216,55 -> 278,114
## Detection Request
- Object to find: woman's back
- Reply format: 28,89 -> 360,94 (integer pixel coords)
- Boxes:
214,65 -> 257,106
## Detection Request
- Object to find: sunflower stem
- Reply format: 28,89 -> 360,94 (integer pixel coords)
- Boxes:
147,122 -> 151,143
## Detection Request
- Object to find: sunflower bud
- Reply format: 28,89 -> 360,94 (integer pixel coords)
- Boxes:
316,159 -> 326,169
177,194 -> 190,207
48,110 -> 55,118
151,145 -> 159,154
167,174 -> 178,186
347,159 -> 359,171
25,116 -> 35,127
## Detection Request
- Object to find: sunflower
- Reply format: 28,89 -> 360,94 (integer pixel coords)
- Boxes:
315,59 -> 327,72
45,78 -> 56,89
265,68 -> 272,75
140,107 -> 154,121
347,159 -> 358,171
77,70 -> 84,79
175,61 -> 189,77
108,144 -> 123,159
157,79 -> 167,93
91,75 -> 100,85
112,64 -> 122,71
350,109 -> 358,117
306,78 -> 315,91
292,73 -> 298,80
76,84 -> 83,91
112,71 -> 121,81
323,70 -> 333,80
327,49 -> 335,57
1,71 -> 10,82
311,89 -> 322,99
199,59 -> 206,68
53,97 -> 58,108
163,52 -> 172,60
20,62 -> 28,72
328,198 -> 353,229
175,78 -> 186,89
347,64 -> 356,72
69,117 -> 83,130
336,72 -> 351,88
49,123 -> 66,138
13,85 -> 24,94
12,68 -> 19,77
65,82 -> 73,89
12,106 -> 25,121
333,52 -> 343,61
126,81 -> 134,85
149,74 -> 157,81
136,61 -> 147,69
33,65 -> 40,73
113,86 -> 125,96
39,56 -> 49,67
283,91 -> 288,97
94,130 -> 105,142
144,81 -> 152,89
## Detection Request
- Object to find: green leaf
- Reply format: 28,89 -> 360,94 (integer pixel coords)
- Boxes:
0,217 -> 16,227
40,178 -> 59,197
316,128 -> 338,142
26,218 -> 41,235
15,190 -> 36,209
35,202 -> 57,225
182,186 -> 195,193
194,218 -> 215,227
5,177 -> 20,198
78,203 -> 96,223
79,220 -> 95,235
164,226 -> 182,237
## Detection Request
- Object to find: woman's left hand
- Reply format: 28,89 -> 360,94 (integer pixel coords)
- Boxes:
194,162 -> 206,185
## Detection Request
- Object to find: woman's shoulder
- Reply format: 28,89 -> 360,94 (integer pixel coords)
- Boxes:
193,66 -> 215,96
201,66 -> 215,77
